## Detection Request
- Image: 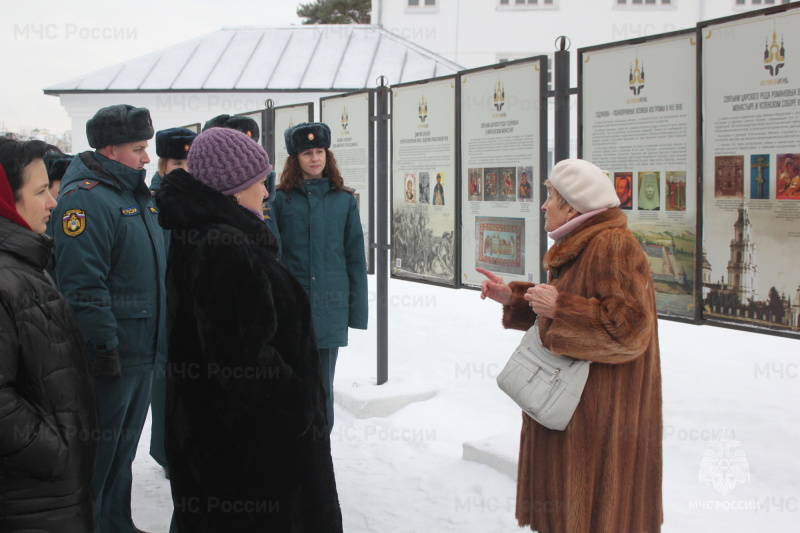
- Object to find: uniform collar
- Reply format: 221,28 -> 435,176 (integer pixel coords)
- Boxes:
90,152 -> 147,190
302,176 -> 331,191
61,151 -> 147,192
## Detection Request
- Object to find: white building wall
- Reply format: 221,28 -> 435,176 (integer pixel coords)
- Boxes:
371,0 -> 782,69
371,0 -> 788,158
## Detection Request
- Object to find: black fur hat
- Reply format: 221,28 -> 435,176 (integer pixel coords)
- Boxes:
284,122 -> 331,156
86,104 -> 154,149
43,153 -> 74,184
155,127 -> 197,160
202,114 -> 260,141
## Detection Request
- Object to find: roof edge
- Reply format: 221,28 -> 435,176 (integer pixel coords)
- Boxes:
44,88 -> 365,96
44,25 -> 463,95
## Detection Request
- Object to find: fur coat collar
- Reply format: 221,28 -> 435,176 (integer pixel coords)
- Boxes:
156,168 -> 278,254
543,207 -> 628,275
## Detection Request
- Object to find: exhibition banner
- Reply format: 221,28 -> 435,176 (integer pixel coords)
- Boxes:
580,31 -> 698,321
178,122 -> 201,134
391,76 -> 458,286
459,58 -> 546,288
321,90 -> 375,272
700,7 -> 800,334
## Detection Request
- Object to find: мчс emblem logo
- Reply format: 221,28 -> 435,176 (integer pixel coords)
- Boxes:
62,209 -> 86,237
698,430 -> 750,496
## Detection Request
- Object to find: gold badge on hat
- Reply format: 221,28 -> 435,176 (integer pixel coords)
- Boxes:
308,133 -> 315,141
184,144 -> 190,152
62,209 -> 87,237
246,130 -> 253,138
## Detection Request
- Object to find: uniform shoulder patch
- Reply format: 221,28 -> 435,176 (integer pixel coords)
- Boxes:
120,206 -> 141,216
78,180 -> 100,190
62,209 -> 87,237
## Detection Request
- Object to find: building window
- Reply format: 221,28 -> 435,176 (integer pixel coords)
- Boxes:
406,0 -> 437,13
614,0 -> 676,9
407,0 -> 437,11
497,54 -> 552,91
615,0 -> 672,5
498,0 -> 558,9
735,0 -> 792,5
499,0 -> 556,6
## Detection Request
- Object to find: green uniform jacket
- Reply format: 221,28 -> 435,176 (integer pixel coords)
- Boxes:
274,177 -> 368,348
51,152 -> 167,367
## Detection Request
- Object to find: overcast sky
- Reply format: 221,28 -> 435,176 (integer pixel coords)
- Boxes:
1,0 -> 306,135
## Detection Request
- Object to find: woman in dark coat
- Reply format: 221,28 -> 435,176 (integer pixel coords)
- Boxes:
0,138 -> 98,532
155,127 -> 342,532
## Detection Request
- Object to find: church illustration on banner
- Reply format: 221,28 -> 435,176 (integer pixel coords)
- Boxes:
703,203 -> 800,331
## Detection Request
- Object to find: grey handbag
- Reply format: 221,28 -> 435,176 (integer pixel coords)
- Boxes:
496,319 -> 591,431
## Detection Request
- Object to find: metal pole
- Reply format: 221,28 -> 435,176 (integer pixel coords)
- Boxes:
375,78 -> 390,385
554,36 -> 571,163
263,99 -> 275,163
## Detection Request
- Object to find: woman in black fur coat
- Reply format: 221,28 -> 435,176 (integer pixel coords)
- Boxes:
155,127 -> 342,532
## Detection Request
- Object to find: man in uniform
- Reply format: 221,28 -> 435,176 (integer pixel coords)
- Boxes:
52,104 -> 166,533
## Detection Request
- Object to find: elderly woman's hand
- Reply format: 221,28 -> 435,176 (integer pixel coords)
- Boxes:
476,267 -> 512,305
524,284 -> 559,318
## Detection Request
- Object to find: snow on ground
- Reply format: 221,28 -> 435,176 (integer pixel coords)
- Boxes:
133,276 -> 799,532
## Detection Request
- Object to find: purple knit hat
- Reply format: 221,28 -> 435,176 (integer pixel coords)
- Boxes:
188,127 -> 272,196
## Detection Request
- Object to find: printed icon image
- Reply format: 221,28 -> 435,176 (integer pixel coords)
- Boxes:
776,153 -> 800,199
638,171 -> 661,210
468,168 -> 483,202
666,171 -> 686,211
517,167 -> 533,202
404,173 -> 416,204
614,172 -> 633,210
433,172 -> 445,206
713,156 -> 744,199
418,171 -> 430,204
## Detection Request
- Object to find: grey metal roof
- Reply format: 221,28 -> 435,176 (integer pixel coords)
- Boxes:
44,25 -> 463,94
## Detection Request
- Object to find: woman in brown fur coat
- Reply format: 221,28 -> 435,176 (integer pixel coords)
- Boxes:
478,159 -> 662,533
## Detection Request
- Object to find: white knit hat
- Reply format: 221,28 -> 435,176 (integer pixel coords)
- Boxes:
548,159 -> 620,213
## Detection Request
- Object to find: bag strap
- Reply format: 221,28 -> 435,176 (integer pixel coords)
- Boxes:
528,317 -> 591,367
